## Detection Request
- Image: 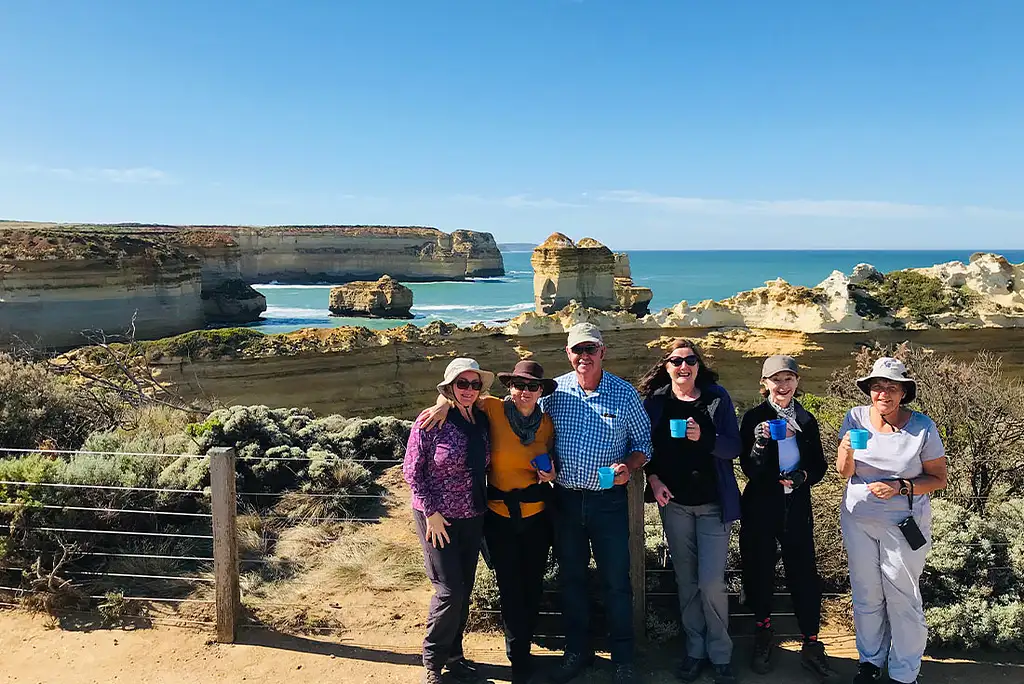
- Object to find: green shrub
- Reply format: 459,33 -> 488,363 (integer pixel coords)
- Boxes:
921,499 -> 1024,649
141,328 -> 265,361
867,270 -> 969,321
0,353 -> 104,449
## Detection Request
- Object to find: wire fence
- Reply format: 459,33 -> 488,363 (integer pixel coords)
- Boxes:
0,445 -> 400,637
2,445 -> 1020,645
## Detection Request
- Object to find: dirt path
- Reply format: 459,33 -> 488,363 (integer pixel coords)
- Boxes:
1,610 -> 1021,684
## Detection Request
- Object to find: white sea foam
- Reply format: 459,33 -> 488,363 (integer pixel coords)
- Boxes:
254,283 -> 334,290
264,306 -> 326,318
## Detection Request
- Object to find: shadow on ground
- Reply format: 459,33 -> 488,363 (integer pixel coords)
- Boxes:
235,628 -> 1024,684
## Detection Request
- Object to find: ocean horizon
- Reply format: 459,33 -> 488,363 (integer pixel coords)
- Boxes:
249,249 -> 1024,335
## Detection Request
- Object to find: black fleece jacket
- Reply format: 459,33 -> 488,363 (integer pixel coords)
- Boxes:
738,400 -> 827,515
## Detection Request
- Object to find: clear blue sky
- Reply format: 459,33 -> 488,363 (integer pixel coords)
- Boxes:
1,1 -> 1021,249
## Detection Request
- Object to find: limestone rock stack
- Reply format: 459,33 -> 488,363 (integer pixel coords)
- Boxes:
328,275 -> 414,318
531,234 -> 617,314
611,252 -> 653,316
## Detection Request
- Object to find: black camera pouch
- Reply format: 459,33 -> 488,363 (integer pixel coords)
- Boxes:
897,480 -> 927,551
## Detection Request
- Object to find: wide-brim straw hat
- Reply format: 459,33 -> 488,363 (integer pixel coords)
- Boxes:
856,357 -> 917,404
496,359 -> 557,397
436,357 -> 494,396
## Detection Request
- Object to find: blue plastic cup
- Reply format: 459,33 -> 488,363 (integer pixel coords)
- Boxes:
768,419 -> 789,440
669,418 -> 688,438
530,453 -> 552,472
849,429 -> 870,450
597,466 -> 616,489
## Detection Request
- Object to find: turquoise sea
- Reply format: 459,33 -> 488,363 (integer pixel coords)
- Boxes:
250,250 -> 1024,335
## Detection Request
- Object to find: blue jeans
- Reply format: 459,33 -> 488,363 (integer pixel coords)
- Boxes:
552,484 -> 633,664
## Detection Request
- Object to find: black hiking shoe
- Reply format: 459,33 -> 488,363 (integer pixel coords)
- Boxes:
446,657 -> 482,682
549,651 -> 594,684
713,663 -> 737,684
421,668 -> 444,684
853,662 -> 881,684
750,623 -> 775,674
800,639 -> 837,681
675,656 -> 706,683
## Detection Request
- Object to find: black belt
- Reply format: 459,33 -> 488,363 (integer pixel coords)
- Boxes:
487,483 -> 552,524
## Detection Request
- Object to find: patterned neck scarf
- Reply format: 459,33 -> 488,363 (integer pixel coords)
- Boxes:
503,396 -> 543,446
769,397 -> 802,433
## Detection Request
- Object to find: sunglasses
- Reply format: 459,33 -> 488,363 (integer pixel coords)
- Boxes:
510,380 -> 543,392
666,355 -> 699,367
570,343 -> 601,356
454,378 -> 483,391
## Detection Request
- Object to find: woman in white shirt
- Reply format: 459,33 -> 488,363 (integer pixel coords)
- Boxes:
837,358 -> 947,684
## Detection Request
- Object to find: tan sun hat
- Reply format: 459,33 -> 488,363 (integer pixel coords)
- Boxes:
436,357 -> 494,396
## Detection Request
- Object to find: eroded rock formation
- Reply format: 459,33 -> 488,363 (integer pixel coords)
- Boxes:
531,234 -> 624,314
328,275 -> 414,318
612,252 -> 653,316
165,230 -> 266,323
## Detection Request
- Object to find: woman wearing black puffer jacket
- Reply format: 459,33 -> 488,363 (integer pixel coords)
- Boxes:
738,355 -> 836,682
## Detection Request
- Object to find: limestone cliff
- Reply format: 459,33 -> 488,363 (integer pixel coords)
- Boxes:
164,230 -> 266,323
123,319 -> 1024,420
224,225 -> 503,282
0,229 -> 205,349
328,276 -> 414,319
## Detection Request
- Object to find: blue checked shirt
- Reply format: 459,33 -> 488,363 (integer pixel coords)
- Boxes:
539,370 -> 653,490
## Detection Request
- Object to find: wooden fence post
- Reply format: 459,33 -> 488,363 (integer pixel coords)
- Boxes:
627,474 -> 646,643
209,446 -> 240,644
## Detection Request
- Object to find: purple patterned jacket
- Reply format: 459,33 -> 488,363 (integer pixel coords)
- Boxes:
403,420 -> 491,520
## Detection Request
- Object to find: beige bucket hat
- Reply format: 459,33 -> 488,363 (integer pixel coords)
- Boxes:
436,357 -> 495,396
856,357 -> 917,404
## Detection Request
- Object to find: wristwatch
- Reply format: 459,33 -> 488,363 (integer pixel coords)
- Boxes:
898,479 -> 910,496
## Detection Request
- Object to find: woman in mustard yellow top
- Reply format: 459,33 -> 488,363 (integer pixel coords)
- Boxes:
420,359 -> 557,684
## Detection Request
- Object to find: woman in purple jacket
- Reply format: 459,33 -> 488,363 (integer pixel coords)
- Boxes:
404,358 -> 493,684
638,339 -> 742,684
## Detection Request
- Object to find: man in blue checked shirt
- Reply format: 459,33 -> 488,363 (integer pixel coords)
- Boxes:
540,322 -> 652,684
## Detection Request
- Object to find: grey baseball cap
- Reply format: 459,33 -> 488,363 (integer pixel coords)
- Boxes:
566,322 -> 603,348
761,355 -> 800,379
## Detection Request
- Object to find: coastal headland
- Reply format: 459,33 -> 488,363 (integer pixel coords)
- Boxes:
0,221 -> 504,349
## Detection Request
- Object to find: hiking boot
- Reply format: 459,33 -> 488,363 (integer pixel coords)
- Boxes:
713,663 -> 737,684
549,651 -> 594,684
421,668 -> 444,684
615,663 -> 642,684
675,656 -> 706,683
446,657 -> 482,682
800,639 -> 837,681
750,623 -> 775,674
853,662 -> 881,684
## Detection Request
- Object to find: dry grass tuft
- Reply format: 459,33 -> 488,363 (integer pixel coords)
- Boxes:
325,538 -> 424,592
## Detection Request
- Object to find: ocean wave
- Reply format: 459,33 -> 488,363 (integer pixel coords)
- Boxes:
413,302 -> 533,313
254,283 -> 334,290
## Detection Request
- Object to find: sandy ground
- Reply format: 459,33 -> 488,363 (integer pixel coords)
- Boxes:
2,610 -> 1022,684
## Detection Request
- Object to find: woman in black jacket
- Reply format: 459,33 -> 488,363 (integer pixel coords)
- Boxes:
739,355 -> 835,681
